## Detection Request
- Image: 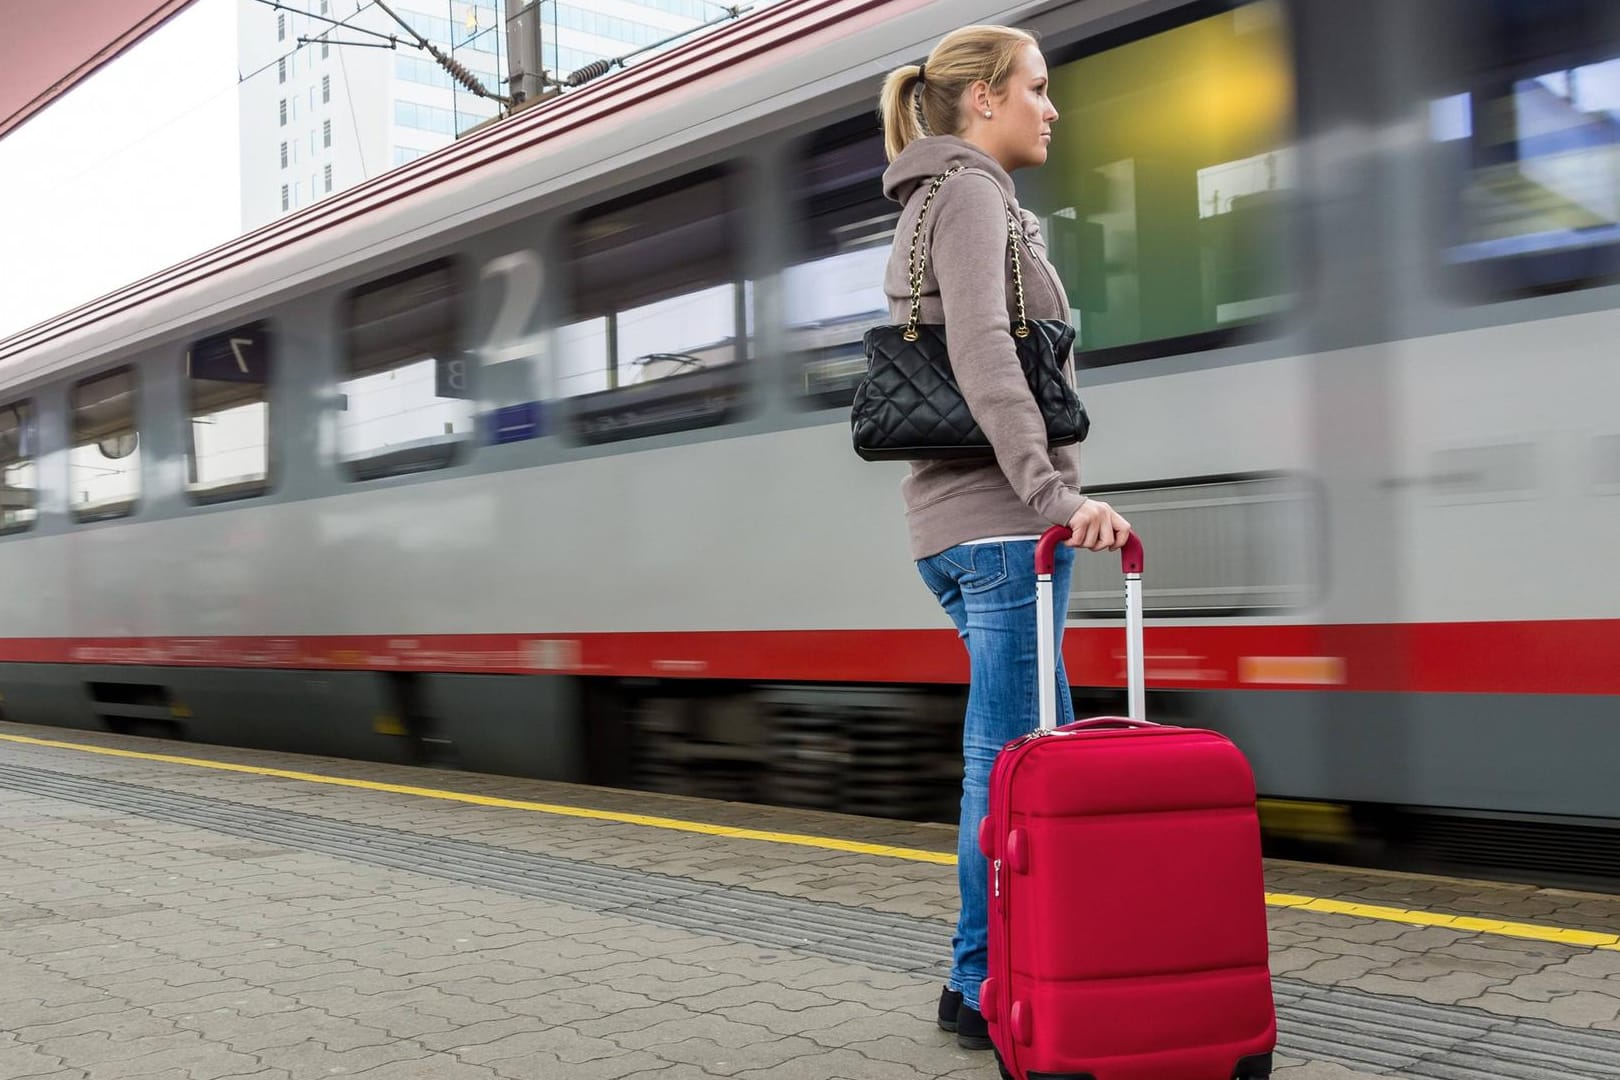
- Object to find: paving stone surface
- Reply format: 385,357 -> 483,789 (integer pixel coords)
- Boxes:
4,722 -> 1618,1079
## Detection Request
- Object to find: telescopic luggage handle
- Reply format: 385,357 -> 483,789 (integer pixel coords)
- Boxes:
1035,527 -> 1146,730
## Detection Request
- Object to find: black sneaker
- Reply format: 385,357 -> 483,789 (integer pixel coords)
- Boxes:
937,986 -> 962,1032
956,1001 -> 993,1051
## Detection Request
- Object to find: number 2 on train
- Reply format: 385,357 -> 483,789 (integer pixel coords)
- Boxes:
480,251 -> 545,368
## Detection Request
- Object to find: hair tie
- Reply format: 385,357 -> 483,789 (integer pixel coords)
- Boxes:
916,63 -> 926,86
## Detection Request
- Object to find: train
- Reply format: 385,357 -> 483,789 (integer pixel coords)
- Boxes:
2,0 -> 1618,886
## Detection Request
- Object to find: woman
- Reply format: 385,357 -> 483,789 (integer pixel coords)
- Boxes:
876,26 -> 1132,1050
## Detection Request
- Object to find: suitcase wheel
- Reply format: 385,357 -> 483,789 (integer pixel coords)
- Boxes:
1234,1052 -> 1273,1079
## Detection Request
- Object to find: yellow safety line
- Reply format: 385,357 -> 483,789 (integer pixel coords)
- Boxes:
1264,893 -> 1620,951
0,733 -> 955,864
5,731 -> 1618,952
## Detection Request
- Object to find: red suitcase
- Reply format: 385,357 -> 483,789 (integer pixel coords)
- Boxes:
978,528 -> 1276,1080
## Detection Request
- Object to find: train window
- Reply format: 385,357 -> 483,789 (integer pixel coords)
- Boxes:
559,168 -> 750,443
71,368 -> 141,521
1023,0 -> 1298,364
1423,0 -> 1620,294
0,400 -> 37,534
786,118 -> 896,407
339,259 -> 472,480
186,321 -> 271,502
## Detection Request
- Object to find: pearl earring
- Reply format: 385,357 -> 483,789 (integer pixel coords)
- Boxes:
983,110 -> 992,118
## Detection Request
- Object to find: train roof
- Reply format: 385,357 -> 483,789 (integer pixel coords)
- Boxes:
2,0 -> 199,143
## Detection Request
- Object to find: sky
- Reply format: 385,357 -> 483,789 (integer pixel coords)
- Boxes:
0,0 -> 242,341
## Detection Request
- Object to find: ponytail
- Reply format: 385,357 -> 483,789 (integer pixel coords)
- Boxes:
878,26 -> 1039,162
879,65 -> 926,161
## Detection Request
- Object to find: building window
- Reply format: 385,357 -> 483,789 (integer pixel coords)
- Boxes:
0,399 -> 38,534
339,260 -> 471,479
394,100 -> 488,137
278,58 -> 286,83
322,75 -> 331,103
280,142 -> 288,168
72,368 -> 140,521
320,0 -> 329,13
279,99 -> 287,126
324,164 -> 333,192
277,13 -> 286,40
293,181 -> 301,206
281,185 -> 289,211
186,322 -> 272,502
1022,0 -> 1298,363
322,40 -> 330,59
323,119 -> 332,148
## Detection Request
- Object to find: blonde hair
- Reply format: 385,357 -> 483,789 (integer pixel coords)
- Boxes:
879,25 -> 1039,161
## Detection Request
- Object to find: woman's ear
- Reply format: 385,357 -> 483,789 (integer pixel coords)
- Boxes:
969,79 -> 992,115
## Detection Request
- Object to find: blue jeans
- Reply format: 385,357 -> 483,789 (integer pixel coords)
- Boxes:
917,539 -> 1074,1012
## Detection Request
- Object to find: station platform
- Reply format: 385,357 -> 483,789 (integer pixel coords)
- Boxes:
2,719 -> 1618,1080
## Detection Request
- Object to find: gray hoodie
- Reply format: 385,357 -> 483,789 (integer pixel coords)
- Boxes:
881,135 -> 1085,560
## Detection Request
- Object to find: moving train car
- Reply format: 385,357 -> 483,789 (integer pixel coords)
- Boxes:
3,0 -> 1618,884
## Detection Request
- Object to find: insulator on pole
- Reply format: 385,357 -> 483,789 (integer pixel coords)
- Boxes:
427,42 -> 488,97
566,59 -> 615,87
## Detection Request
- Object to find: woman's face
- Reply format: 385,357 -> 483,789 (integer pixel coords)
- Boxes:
977,44 -> 1059,171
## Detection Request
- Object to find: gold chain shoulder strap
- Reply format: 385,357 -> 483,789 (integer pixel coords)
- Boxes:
904,165 -> 1032,341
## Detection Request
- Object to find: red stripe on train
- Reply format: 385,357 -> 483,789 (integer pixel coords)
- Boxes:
0,622 -> 1615,695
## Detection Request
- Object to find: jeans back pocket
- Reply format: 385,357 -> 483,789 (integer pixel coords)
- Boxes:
954,543 -> 1009,595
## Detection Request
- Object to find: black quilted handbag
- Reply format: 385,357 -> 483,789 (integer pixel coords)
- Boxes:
851,167 -> 1088,462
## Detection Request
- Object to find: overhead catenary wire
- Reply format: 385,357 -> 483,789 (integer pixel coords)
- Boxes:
242,0 -> 387,84
262,1 -> 758,114
335,17 -> 372,183
564,4 -> 754,87
63,0 -> 759,199
253,0 -> 506,107
246,0 -> 384,183
298,36 -> 396,50
268,0 -> 400,44
372,0 -> 511,106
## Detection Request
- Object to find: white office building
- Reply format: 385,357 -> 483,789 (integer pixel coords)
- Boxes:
239,1 -> 726,231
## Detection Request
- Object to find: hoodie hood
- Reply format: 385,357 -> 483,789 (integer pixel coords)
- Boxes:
881,135 -> 1018,205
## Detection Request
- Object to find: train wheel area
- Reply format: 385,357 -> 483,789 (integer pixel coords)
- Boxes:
3,720 -> 1619,1080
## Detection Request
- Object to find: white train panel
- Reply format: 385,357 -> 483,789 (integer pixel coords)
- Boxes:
1394,307 -> 1620,622
0,348 -> 1319,641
